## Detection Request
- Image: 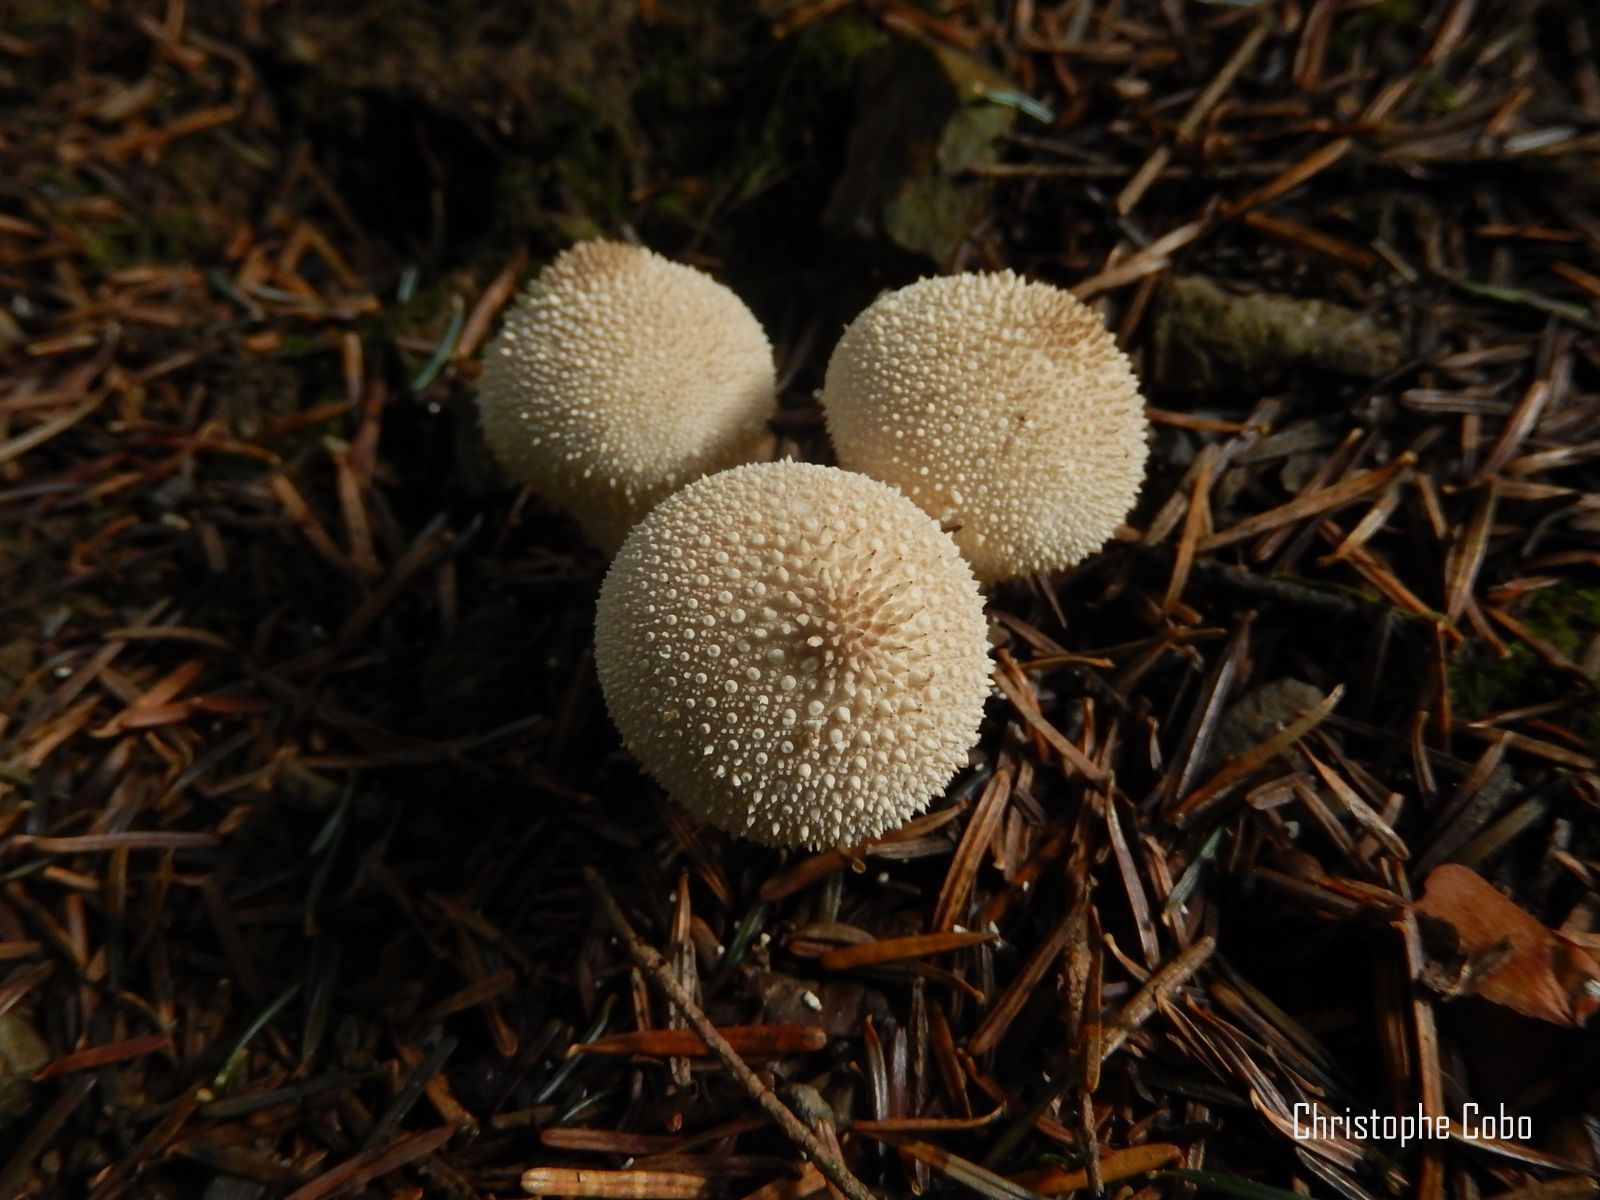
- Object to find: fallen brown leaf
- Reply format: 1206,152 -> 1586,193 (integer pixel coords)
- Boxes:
1414,864 -> 1600,1026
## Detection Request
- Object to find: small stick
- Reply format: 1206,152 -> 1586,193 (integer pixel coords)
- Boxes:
1117,17 -> 1271,215
583,869 -> 878,1200
1099,935 -> 1216,1062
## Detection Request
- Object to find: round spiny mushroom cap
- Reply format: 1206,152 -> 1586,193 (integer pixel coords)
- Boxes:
595,461 -> 993,850
477,240 -> 776,551
820,271 -> 1148,583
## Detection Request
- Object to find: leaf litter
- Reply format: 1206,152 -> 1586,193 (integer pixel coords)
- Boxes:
1,2 -> 1599,1199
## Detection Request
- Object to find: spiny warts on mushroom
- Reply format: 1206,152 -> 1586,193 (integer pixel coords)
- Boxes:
819,271 -> 1149,584
476,239 -> 776,552
594,461 -> 993,850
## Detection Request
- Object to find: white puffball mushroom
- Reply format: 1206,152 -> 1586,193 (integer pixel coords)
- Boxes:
594,460 -> 993,850
476,239 -> 776,551
820,271 -> 1149,583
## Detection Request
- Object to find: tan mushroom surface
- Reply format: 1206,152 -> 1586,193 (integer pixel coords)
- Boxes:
594,460 -> 993,849
820,271 -> 1148,583
476,239 -> 775,551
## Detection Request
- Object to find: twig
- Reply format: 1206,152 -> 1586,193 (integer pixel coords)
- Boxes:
583,868 -> 878,1200
1117,17 -> 1271,215
1100,936 -> 1217,1061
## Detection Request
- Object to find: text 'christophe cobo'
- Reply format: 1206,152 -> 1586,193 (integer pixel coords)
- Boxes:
1293,1104 -> 1532,1148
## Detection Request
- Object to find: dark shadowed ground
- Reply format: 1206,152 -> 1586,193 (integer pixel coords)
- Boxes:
1,2 -> 1599,1199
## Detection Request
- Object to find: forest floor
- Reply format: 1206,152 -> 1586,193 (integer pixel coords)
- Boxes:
1,2 -> 1599,1199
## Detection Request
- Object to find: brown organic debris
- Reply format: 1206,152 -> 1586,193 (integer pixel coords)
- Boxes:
1415,865 -> 1600,1027
3,3 -> 1599,1198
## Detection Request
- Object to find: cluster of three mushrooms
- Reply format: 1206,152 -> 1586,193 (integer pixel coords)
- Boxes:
477,241 -> 1147,848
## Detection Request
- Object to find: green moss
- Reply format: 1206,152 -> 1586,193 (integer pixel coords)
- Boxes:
1329,0 -> 1424,63
271,332 -> 339,360
1449,584 -> 1600,731
1419,72 -> 1464,116
361,280 -> 455,342
1449,641 -> 1539,718
1369,0 -> 1424,24
1524,585 -> 1600,657
1336,0 -> 1423,40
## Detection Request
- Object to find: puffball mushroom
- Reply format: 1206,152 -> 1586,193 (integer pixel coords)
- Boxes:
820,271 -> 1148,583
476,240 -> 776,551
594,460 -> 993,850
